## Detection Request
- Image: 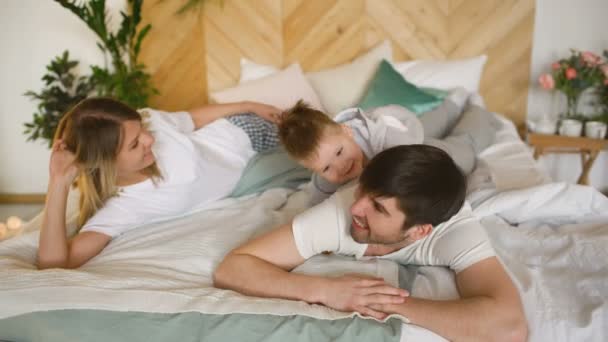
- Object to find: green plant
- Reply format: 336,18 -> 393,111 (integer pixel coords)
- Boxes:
57,0 -> 156,108
599,86 -> 608,114
597,50 -> 608,114
24,0 -> 157,147
23,51 -> 94,148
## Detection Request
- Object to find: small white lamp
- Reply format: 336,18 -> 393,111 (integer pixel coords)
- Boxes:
6,216 -> 22,231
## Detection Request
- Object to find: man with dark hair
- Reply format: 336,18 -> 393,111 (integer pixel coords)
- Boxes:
214,145 -> 527,341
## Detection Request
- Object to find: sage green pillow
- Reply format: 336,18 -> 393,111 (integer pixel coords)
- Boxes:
358,60 -> 443,115
420,87 -> 449,99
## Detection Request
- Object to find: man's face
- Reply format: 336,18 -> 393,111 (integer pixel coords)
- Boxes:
349,186 -> 409,245
301,126 -> 366,184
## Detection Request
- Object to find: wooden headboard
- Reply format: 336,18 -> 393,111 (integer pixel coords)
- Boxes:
140,0 -> 535,128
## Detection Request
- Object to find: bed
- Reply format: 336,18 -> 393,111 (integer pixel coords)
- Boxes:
1,104 -> 607,341
3,1 -> 608,340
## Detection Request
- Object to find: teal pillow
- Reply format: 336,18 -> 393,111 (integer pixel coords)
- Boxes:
358,60 -> 443,115
420,87 -> 449,99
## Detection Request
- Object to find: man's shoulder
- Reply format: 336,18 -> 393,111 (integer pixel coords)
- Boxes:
430,202 -> 495,272
292,182 -> 360,258
435,202 -> 477,232
301,182 -> 356,222
428,202 -> 489,250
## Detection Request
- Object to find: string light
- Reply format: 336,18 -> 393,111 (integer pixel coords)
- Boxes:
0,216 -> 23,241
6,216 -> 22,231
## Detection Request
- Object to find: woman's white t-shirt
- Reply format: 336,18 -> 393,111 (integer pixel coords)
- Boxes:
292,183 -> 496,274
80,109 -> 256,238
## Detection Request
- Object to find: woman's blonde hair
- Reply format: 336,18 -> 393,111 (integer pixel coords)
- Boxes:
54,97 -> 161,228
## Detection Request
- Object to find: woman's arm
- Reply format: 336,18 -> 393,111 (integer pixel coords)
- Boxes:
37,140 -> 111,269
188,101 -> 281,129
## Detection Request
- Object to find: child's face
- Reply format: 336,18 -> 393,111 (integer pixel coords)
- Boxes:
302,126 -> 366,184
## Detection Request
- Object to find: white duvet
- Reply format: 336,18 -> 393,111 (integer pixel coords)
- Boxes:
466,115 -> 608,341
1,114 -> 607,342
0,188 -> 392,318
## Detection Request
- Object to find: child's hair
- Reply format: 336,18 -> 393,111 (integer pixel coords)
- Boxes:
278,100 -> 341,160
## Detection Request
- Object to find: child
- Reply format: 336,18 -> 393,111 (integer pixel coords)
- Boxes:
277,100 -> 425,205
277,87 -> 479,205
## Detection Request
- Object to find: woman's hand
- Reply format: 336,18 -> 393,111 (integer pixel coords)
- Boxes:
49,139 -> 79,187
246,101 -> 282,124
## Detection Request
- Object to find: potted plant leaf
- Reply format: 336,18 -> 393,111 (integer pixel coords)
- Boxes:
24,0 -> 157,147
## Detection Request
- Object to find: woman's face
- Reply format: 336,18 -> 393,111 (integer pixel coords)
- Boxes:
115,120 -> 156,178
302,126 -> 366,184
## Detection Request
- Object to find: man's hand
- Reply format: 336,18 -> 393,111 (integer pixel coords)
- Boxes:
319,274 -> 409,320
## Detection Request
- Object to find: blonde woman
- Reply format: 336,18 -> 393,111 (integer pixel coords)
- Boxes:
38,97 -> 281,269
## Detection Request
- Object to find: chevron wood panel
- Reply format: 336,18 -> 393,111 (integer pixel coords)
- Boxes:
139,0 -> 207,111
449,0 -> 535,125
283,0 -> 367,70
203,0 -> 282,92
140,0 -> 534,127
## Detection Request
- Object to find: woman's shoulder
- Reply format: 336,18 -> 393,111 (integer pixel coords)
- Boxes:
138,108 -> 195,134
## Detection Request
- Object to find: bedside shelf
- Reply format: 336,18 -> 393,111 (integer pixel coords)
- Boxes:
527,133 -> 608,185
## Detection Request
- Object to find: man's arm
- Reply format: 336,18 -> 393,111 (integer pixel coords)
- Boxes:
373,257 -> 527,342
213,222 -> 409,319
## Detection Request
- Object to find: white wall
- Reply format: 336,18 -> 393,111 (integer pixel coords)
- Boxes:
0,0 -> 125,193
2,0 -> 608,193
528,0 -> 608,119
528,0 -> 608,192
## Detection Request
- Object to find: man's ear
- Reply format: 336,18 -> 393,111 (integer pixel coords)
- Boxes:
408,224 -> 433,241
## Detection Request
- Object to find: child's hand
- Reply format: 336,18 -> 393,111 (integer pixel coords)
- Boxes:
248,102 -> 282,124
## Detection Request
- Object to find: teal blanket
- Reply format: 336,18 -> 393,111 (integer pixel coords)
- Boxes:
0,311 -> 402,342
230,147 -> 311,197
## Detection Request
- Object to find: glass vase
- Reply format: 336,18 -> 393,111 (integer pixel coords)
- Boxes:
566,95 -> 579,117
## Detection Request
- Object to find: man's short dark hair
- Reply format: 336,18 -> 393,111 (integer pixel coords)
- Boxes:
359,144 -> 466,229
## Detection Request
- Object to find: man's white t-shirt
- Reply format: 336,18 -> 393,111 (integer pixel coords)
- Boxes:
292,183 -> 495,273
80,109 -> 256,238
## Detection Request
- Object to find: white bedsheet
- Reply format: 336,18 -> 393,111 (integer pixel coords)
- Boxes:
0,187 -> 456,341
0,188 -> 401,320
472,179 -> 608,341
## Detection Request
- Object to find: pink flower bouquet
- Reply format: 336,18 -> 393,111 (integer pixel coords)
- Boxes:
538,49 -> 605,116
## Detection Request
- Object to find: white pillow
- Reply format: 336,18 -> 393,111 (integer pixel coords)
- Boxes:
239,58 -> 279,84
306,41 -> 392,115
392,55 -> 488,93
238,41 -> 393,116
210,63 -> 324,111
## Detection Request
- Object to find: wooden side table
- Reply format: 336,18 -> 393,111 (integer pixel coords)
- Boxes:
527,133 -> 608,185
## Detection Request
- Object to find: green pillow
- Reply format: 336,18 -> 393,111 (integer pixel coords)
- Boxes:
420,87 -> 449,99
358,60 -> 443,115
